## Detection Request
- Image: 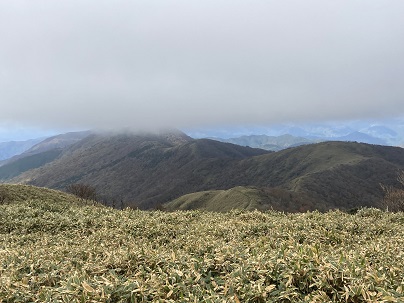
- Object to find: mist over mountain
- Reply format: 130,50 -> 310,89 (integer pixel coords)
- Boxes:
0,0 -> 402,217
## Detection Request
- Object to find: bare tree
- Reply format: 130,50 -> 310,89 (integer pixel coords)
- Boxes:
66,183 -> 97,201
381,171 -> 404,212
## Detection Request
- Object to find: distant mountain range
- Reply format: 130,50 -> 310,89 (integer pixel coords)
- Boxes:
212,131 -> 388,151
188,120 -> 404,148
0,131 -> 92,180
0,131 -> 91,164
210,134 -> 316,151
0,138 -> 44,161
1,129 -> 404,212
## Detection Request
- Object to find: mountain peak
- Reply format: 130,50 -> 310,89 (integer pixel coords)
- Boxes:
157,129 -> 193,145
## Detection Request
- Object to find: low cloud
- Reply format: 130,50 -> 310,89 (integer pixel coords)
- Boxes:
1,0 -> 403,131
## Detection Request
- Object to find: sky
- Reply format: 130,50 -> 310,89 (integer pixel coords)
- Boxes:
1,0 -> 404,140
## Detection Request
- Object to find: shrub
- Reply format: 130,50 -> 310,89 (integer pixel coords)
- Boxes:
381,171 -> 404,212
66,183 -> 97,201
0,186 -> 9,204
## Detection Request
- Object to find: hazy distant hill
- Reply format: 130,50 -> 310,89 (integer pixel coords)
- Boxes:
6,129 -> 404,212
23,131 -> 92,155
331,131 -> 387,145
211,132 -> 388,151
212,134 -> 315,151
363,125 -> 398,138
0,131 -> 92,181
0,150 -> 62,181
0,138 -> 44,162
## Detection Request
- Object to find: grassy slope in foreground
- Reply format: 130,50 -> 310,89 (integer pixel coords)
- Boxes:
0,184 -> 94,205
164,186 -> 318,212
164,186 -> 269,212
0,185 -> 403,302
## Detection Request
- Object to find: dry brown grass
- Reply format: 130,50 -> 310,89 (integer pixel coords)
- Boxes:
0,185 -> 403,302
381,171 -> 404,212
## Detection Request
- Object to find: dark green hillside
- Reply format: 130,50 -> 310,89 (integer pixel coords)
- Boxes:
177,138 -> 271,159
0,149 -> 62,181
216,134 -> 315,151
0,131 -> 92,181
221,141 -> 404,210
24,131 -> 92,154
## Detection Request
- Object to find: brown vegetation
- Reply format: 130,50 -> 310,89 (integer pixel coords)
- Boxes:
66,183 -> 97,201
0,185 -> 403,302
381,171 -> 404,212
0,186 -> 9,204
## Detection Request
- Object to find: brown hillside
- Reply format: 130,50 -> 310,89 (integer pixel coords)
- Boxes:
9,131 -> 404,211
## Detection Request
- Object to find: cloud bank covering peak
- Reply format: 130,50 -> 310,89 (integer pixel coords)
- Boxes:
1,0 -> 403,131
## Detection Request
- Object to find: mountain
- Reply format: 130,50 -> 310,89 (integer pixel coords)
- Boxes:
11,130 -> 268,208
188,119 -> 404,147
5,130 -> 404,211
0,138 -> 44,162
0,149 -> 63,181
22,130 -> 92,155
331,131 -> 387,145
210,131 -> 388,152
288,125 -> 356,138
212,134 -> 315,151
0,131 -> 92,181
363,125 -> 398,138
229,142 -> 404,211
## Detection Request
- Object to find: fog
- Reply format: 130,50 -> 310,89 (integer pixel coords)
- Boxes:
1,0 -> 403,131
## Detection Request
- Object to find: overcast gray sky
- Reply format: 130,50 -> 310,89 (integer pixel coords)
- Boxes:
1,0 -> 404,132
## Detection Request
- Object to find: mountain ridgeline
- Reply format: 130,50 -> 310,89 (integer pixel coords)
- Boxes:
3,130 -> 404,212
211,131 -> 391,151
0,131 -> 92,180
